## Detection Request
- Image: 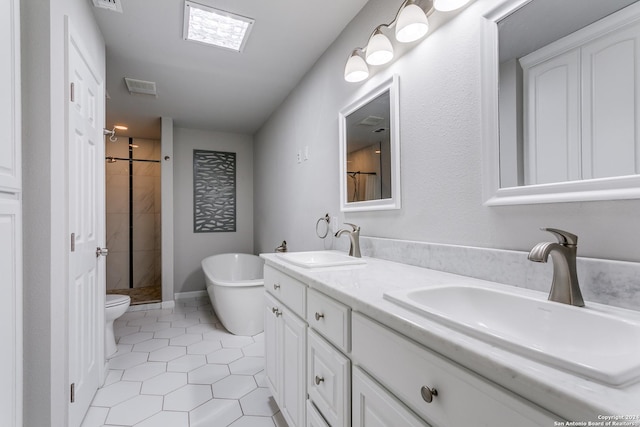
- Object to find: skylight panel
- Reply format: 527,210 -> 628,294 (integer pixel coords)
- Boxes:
184,1 -> 254,52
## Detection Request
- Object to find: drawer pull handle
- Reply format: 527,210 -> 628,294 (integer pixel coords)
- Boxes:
315,312 -> 324,321
273,283 -> 281,290
315,375 -> 324,385
420,386 -> 438,403
272,307 -> 282,317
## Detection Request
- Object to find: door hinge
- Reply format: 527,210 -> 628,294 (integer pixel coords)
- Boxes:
70,383 -> 75,403
70,233 -> 75,252
70,82 -> 75,102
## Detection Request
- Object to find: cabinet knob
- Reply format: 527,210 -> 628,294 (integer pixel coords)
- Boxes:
315,375 -> 324,385
272,307 -> 282,317
420,385 -> 438,403
273,283 -> 281,290
315,312 -> 324,321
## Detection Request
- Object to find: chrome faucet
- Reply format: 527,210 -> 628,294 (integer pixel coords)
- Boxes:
335,223 -> 361,258
528,228 -> 584,307
275,240 -> 287,253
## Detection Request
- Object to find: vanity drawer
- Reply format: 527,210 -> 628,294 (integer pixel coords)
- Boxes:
307,288 -> 350,353
265,265 -> 306,317
307,329 -> 350,427
351,313 -> 558,427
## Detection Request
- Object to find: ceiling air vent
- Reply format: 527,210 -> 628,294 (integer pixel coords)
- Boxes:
357,116 -> 384,126
92,0 -> 123,13
124,78 -> 157,97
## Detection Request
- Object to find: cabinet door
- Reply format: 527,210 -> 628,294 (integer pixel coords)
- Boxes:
581,21 -> 640,179
0,0 -> 20,192
281,308 -> 307,427
0,197 -> 21,427
308,330 -> 350,427
522,49 -> 581,185
264,292 -> 281,405
307,400 -> 330,427
353,367 -> 428,427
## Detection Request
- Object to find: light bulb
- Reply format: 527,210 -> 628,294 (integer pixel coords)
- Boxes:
344,51 -> 369,83
434,0 -> 472,12
365,29 -> 394,66
396,3 -> 429,43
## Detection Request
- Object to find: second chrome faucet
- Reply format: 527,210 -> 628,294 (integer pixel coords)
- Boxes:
528,228 -> 585,307
335,223 -> 361,258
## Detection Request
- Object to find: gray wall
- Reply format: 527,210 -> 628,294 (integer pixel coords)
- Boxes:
173,127 -> 254,294
254,0 -> 640,265
21,0 -> 106,425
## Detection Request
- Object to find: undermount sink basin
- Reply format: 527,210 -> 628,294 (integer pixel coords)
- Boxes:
384,284 -> 640,386
276,250 -> 366,268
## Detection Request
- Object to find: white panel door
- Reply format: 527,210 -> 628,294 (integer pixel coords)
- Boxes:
582,22 -> 640,179
67,27 -> 105,427
523,49 -> 581,185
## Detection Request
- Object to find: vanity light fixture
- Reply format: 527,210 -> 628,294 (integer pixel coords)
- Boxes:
344,0 -> 472,82
345,49 -> 370,82
366,27 -> 394,65
433,0 -> 472,12
183,1 -> 254,53
396,2 -> 430,42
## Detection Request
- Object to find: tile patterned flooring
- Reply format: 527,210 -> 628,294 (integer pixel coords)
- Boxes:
81,297 -> 286,427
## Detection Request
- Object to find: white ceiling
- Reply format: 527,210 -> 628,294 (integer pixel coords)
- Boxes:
91,0 -> 370,139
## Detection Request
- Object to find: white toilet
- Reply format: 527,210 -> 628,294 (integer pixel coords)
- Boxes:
105,294 -> 131,358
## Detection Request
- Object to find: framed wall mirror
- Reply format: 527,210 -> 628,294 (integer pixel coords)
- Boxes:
339,75 -> 401,212
482,0 -> 640,205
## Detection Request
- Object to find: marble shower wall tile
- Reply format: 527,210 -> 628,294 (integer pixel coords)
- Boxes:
359,236 -> 640,312
133,250 -> 157,288
107,251 -> 129,290
106,213 -> 129,252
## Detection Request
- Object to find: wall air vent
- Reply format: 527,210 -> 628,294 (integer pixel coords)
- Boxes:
92,0 -> 123,13
124,78 -> 157,97
358,116 -> 384,126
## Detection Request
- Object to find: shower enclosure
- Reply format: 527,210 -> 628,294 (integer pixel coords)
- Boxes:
105,136 -> 161,304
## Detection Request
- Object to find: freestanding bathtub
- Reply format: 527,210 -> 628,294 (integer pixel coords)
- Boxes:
201,253 -> 265,336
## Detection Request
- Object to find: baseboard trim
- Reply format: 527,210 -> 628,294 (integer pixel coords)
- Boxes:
174,290 -> 208,300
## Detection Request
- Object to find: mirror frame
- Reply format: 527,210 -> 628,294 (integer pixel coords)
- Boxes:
481,0 -> 640,206
339,75 -> 401,212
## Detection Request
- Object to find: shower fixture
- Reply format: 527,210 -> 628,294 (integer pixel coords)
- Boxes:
103,125 -> 128,142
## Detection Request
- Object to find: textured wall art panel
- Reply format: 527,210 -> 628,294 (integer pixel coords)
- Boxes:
193,149 -> 236,232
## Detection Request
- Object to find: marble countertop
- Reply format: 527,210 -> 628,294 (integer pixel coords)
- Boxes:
261,251 -> 640,421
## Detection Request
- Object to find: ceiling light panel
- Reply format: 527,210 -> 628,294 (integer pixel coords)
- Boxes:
183,1 -> 254,52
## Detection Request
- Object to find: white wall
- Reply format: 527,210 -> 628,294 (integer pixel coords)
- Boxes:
254,0 -> 640,264
173,127 -> 254,294
21,0 -> 105,425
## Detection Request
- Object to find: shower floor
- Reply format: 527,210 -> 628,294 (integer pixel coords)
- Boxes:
108,285 -> 162,305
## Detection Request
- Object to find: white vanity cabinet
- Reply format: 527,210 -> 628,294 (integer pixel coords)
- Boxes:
306,289 -> 351,427
352,367 -> 429,427
351,313 -> 558,427
0,1 -> 22,426
264,266 -> 307,427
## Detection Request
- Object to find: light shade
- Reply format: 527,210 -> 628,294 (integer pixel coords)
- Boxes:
434,0 -> 472,12
365,29 -> 394,65
344,51 -> 369,83
395,3 -> 429,43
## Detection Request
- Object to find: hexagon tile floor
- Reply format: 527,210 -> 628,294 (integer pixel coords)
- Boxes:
81,296 -> 287,427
